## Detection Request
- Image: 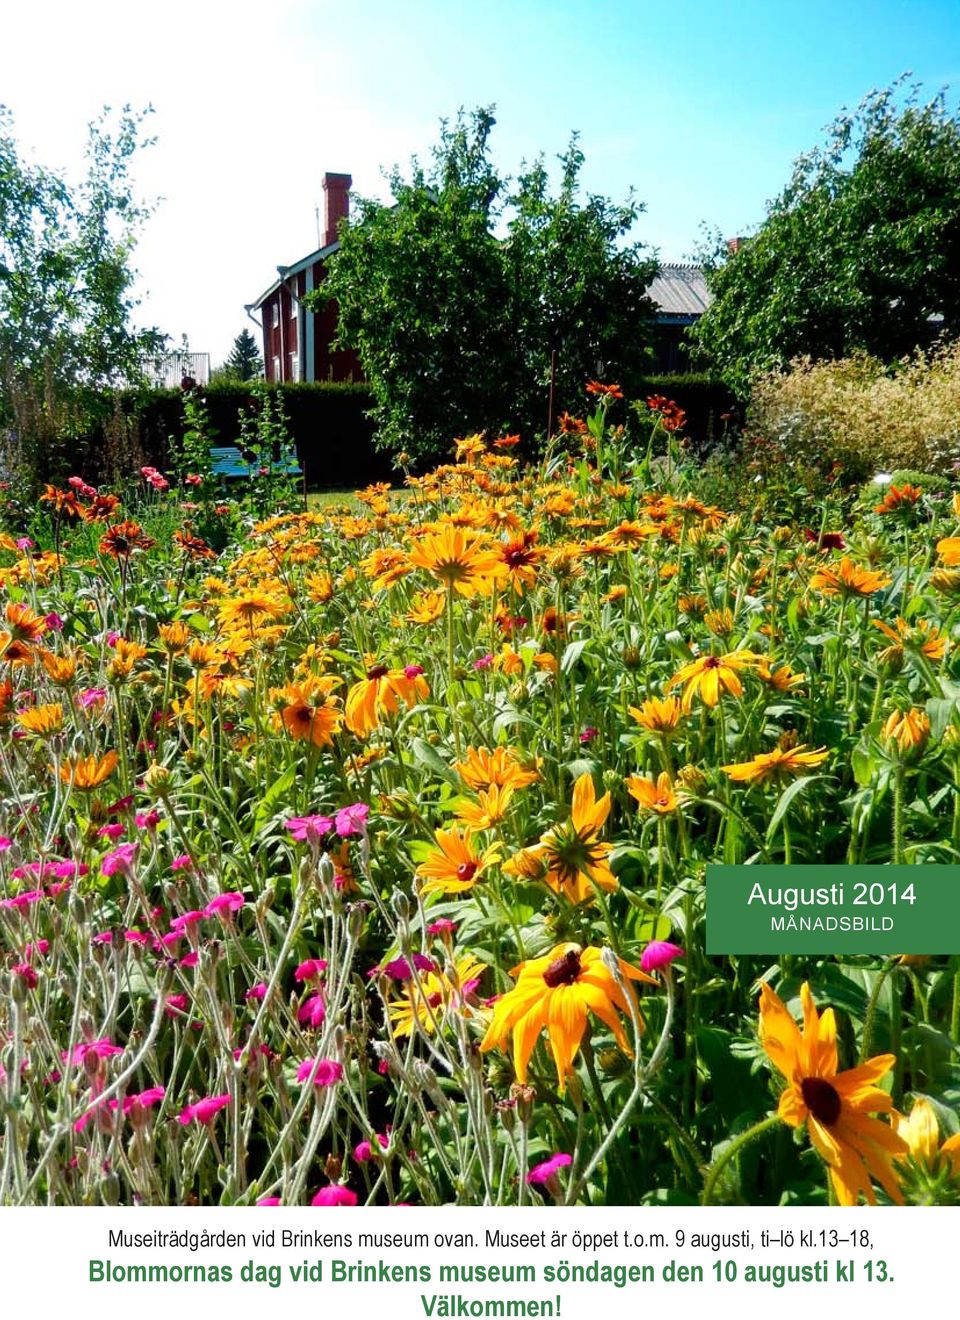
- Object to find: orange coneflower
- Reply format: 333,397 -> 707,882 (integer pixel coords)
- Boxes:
417,826 -> 501,896
454,784 -> 515,831
273,675 -> 343,748
388,955 -> 487,1037
875,483 -> 922,515
406,524 -> 503,598
626,772 -> 682,814
173,529 -> 216,561
480,943 -> 653,1091
666,649 -> 762,712
40,650 -> 79,684
873,617 -> 947,666
453,745 -> 540,793
722,744 -> 829,786
497,529 -> 543,594
810,557 -> 892,599
882,708 -> 930,758
759,982 -> 906,1206
504,773 -> 617,906
59,750 -> 119,791
216,590 -> 289,631
98,520 -> 156,559
4,602 -> 48,644
17,703 -> 64,736
344,664 -> 429,738
629,695 -> 683,735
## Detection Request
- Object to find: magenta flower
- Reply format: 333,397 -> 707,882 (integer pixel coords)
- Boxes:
334,803 -> 369,837
295,958 -> 328,982
256,1196 -> 281,1206
101,842 -> 138,878
205,892 -> 245,918
377,954 -> 435,982
170,854 -> 194,872
404,664 -> 425,679
354,1132 -> 388,1162
311,1185 -> 358,1206
526,1152 -> 572,1185
164,993 -> 189,1018
123,1086 -> 165,1114
63,1038 -> 123,1067
427,918 -> 457,937
297,994 -> 326,1029
0,836 -> 12,851
77,687 -> 107,709
16,537 -> 34,551
473,653 -> 494,670
177,1094 -> 231,1126
44,611 -> 64,632
284,814 -> 333,843
296,1058 -> 344,1087
1,889 -> 44,910
12,962 -> 38,989
135,809 -> 161,830
97,823 -> 125,841
639,940 -> 685,973
579,726 -> 598,744
245,982 -> 268,1001
169,910 -> 206,931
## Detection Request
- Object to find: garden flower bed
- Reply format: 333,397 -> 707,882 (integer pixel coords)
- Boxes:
1,394 -> 959,1206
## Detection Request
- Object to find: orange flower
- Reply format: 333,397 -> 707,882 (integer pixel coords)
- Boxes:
504,773 -> 617,905
666,649 -> 761,712
345,664 -> 429,738
17,703 -> 64,736
810,557 -> 891,598
274,675 -> 343,747
407,524 -> 503,597
417,827 -> 500,896
98,520 -> 156,559
59,751 -> 119,791
722,744 -> 829,786
454,746 -> 539,793
497,529 -> 543,594
874,483 -> 922,515
626,772 -> 681,814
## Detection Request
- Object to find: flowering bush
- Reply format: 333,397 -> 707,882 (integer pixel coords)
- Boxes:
2,389 -> 960,1207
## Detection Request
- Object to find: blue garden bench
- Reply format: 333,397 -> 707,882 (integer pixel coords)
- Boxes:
210,446 -> 302,478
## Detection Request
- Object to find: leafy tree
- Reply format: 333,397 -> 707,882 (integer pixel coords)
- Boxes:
312,108 -> 658,461
218,328 -> 264,382
0,104 -> 164,486
691,81 -> 960,392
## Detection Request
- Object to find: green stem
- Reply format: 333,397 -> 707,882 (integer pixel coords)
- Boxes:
701,1113 -> 780,1206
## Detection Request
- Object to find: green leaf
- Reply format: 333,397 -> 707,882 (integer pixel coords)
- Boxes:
766,774 -> 824,843
410,737 -> 457,784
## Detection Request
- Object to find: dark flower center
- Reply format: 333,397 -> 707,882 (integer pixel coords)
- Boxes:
456,861 -> 478,883
543,949 -> 582,988
704,656 -> 722,669
801,1076 -> 842,1126
366,665 -> 389,680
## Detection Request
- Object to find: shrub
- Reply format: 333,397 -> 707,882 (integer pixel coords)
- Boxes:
748,342 -> 960,482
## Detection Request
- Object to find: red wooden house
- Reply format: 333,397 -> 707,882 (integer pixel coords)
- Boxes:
246,172 -> 362,384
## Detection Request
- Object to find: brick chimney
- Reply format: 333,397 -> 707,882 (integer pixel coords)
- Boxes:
322,172 -> 352,248
726,236 -> 747,256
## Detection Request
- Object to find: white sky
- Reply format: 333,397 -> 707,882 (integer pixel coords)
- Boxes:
3,0 -> 957,365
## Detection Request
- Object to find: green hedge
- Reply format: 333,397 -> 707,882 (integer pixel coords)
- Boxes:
80,381 -> 391,490
68,374 -> 733,489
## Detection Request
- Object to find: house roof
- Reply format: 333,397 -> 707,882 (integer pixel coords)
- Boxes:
646,263 -> 711,319
248,239 -> 341,311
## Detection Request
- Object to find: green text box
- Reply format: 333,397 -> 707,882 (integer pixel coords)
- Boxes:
706,865 -> 960,954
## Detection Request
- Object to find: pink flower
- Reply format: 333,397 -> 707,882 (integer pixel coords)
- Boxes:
44,611 -> 64,631
284,814 -> 333,844
180,952 -> 199,968
12,962 -> 38,989
170,910 -> 206,931
404,665 -> 425,679
170,854 -> 194,872
124,1086 -> 165,1113
354,1133 -> 388,1162
579,726 -> 598,744
205,892 -> 245,918
295,958 -> 328,982
376,954 -> 435,982
185,474 -> 204,487
639,940 -> 684,973
311,1185 -> 357,1206
1,889 -> 44,910
97,823 -> 125,841
101,842 -> 138,877
256,1196 -> 281,1206
297,994 -> 326,1029
124,929 -> 150,945
427,918 -> 457,937
334,803 -> 369,837
177,1094 -> 231,1125
77,687 -> 108,710
473,653 -> 494,670
16,537 -> 34,550
0,836 -> 12,851
135,810 -> 161,830
245,982 -> 268,1001
63,1038 -> 123,1067
526,1152 -> 572,1185
296,1058 -> 344,1087
164,993 -> 189,1018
